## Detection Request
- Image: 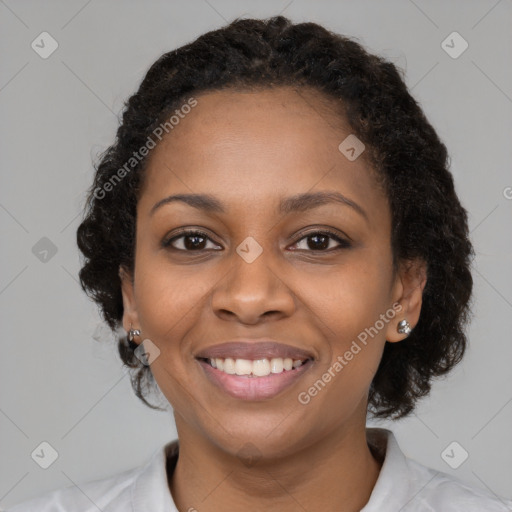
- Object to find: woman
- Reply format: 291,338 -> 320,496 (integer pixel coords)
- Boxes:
9,15 -> 511,512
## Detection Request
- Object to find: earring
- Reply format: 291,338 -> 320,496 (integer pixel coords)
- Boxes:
128,326 -> 141,342
397,319 -> 411,335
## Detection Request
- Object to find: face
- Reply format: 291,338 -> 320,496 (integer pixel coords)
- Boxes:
120,86 -> 425,460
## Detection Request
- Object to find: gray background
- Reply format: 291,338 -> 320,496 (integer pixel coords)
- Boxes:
1,0 -> 511,507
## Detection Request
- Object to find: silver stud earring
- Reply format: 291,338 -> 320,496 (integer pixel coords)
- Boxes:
397,319 -> 411,335
128,327 -> 141,342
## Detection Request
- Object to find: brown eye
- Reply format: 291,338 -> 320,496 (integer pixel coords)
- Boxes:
162,230 -> 221,251
292,230 -> 351,252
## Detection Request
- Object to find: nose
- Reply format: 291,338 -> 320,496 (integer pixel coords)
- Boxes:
210,247 -> 296,325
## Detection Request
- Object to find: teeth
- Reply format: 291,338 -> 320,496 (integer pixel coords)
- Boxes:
206,357 -> 308,377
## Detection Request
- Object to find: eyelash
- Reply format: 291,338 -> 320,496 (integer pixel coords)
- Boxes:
162,228 -> 351,253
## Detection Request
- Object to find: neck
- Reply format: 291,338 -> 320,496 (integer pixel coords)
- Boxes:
168,417 -> 383,512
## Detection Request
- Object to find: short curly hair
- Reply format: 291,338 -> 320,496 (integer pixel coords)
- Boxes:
77,15 -> 474,420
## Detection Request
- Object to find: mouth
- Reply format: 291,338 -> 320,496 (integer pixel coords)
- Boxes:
195,355 -> 314,400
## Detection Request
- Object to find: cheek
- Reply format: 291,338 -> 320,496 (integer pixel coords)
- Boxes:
304,252 -> 393,387
132,249 -> 220,357
132,254 -> 210,415
311,253 -> 394,339
294,266 -> 391,427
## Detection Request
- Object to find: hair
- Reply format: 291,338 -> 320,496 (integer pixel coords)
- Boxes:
77,15 -> 474,420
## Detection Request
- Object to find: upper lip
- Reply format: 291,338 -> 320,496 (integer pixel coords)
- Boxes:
195,341 -> 315,361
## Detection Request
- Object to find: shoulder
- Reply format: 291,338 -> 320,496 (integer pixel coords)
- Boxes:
5,465 -> 139,512
365,428 -> 512,512
403,456 -> 512,511
5,440 -> 178,512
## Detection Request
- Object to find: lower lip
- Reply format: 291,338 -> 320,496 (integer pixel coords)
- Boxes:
197,359 -> 313,400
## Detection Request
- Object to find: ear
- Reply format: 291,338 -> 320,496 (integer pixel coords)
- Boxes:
385,258 -> 427,343
119,265 -> 141,343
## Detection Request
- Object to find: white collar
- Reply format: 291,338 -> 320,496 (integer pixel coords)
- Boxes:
129,427 -> 511,511
130,428 -> 415,511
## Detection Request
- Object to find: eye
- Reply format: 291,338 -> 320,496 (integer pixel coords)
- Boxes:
162,230 -> 221,252
291,229 -> 351,252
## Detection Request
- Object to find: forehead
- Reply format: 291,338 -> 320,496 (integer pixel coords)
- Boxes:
139,87 -> 386,219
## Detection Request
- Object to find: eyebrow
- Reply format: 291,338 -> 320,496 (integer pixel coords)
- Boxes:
150,191 -> 368,221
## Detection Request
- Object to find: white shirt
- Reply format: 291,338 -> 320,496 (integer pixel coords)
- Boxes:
6,428 -> 512,511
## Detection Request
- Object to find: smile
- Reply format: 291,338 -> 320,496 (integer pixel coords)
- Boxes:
196,356 -> 314,400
